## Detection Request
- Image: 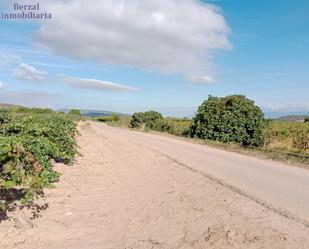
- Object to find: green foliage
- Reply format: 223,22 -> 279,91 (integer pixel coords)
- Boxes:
68,109 -> 81,116
11,106 -> 54,114
189,95 -> 266,146
0,109 -> 78,207
130,111 -> 163,129
305,117 -> 309,123
112,113 -> 119,122
130,112 -> 144,128
96,114 -> 119,123
97,116 -> 114,123
151,118 -> 191,136
111,112 -> 191,136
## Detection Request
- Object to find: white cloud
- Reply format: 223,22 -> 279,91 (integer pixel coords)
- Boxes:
36,0 -> 231,82
29,62 -> 74,69
60,76 -> 139,92
14,63 -> 47,81
0,53 -> 21,68
187,75 -> 216,84
0,81 -> 5,89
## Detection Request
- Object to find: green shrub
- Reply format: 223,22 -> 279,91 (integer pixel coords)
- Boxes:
0,110 -> 78,206
112,113 -> 119,122
68,109 -> 81,116
189,95 -> 266,146
130,112 -> 144,128
305,117 -> 309,123
130,111 -> 163,128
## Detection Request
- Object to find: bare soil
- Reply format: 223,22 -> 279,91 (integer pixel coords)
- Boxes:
0,121 -> 308,249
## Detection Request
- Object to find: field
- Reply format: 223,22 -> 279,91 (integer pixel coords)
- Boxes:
264,121 -> 309,155
0,108 -> 78,215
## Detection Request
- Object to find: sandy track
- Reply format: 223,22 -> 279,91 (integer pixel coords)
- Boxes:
0,121 -> 308,249
96,123 -> 309,224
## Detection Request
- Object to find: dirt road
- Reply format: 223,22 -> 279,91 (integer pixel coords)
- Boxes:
0,121 -> 308,249
97,123 -> 309,225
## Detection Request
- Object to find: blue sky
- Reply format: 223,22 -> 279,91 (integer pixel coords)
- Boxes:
0,0 -> 308,117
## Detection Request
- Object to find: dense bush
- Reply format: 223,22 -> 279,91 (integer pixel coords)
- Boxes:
130,111 -> 163,128
130,112 -> 144,128
111,113 -> 119,122
305,117 -> 309,123
189,95 -> 266,146
0,109 -> 78,208
68,109 -> 81,116
128,110 -> 191,135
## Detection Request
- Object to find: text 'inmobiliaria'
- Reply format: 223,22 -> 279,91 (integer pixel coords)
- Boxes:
1,3 -> 52,19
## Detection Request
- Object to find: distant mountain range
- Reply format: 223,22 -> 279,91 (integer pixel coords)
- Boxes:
272,115 -> 308,122
0,103 -> 18,109
264,111 -> 309,121
0,104 -> 127,117
58,108 -> 129,117
1,103 -> 308,121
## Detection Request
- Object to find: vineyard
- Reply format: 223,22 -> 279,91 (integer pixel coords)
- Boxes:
264,121 -> 309,155
0,108 -> 78,213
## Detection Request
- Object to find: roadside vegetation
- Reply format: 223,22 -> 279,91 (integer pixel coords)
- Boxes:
0,107 -> 78,216
99,95 -> 309,166
68,109 -> 82,116
264,121 -> 309,155
189,95 -> 266,146
96,113 -> 119,123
